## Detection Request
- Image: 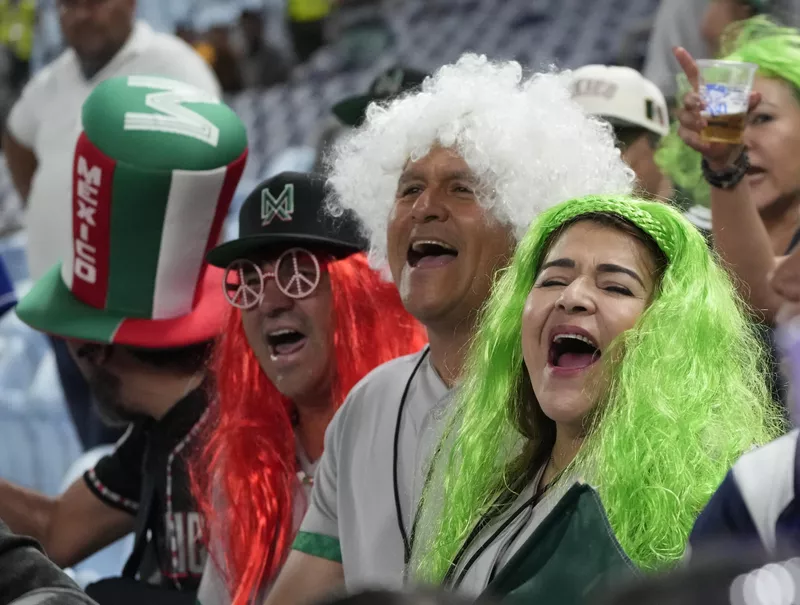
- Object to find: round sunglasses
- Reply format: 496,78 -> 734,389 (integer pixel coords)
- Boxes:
222,247 -> 323,309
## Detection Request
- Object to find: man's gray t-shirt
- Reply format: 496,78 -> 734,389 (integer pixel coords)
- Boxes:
293,347 -> 451,590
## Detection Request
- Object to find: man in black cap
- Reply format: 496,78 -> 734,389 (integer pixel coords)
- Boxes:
192,172 -> 426,605
332,65 -> 428,128
308,65 -> 429,174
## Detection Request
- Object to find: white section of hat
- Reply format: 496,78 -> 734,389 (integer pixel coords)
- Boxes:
570,64 -> 670,137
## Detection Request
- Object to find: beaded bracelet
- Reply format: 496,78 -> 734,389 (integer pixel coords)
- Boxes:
701,150 -> 750,190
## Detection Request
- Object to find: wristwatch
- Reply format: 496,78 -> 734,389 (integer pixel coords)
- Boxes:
701,151 -> 750,190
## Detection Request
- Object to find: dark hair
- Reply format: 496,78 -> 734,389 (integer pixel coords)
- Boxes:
125,341 -> 214,375
316,589 -> 498,605
512,212 -> 669,482
613,124 -> 661,151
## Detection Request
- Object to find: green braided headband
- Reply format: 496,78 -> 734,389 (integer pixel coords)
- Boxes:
540,196 -> 675,260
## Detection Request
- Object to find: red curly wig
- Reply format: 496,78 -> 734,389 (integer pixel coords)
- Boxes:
191,252 -> 427,604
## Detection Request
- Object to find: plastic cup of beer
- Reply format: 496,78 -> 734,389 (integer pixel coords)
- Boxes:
696,59 -> 757,144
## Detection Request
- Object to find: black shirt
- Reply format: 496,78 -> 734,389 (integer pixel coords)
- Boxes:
83,387 -> 209,592
766,228 -> 800,408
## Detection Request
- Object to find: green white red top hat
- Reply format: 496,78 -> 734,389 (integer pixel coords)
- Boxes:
15,75 -> 248,347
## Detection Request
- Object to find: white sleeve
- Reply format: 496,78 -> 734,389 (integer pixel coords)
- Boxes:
197,557 -> 230,605
197,479 -> 234,605
6,69 -> 49,148
149,42 -> 222,98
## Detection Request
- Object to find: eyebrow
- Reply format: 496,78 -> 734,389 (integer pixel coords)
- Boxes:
397,169 -> 477,188
539,258 -> 645,287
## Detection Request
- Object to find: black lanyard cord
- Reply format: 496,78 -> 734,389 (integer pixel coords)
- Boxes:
487,504 -> 534,585
442,476 -> 529,588
447,468 -> 562,589
394,346 -> 431,566
451,492 -> 538,589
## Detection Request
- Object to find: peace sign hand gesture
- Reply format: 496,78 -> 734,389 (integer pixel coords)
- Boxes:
673,46 -> 760,170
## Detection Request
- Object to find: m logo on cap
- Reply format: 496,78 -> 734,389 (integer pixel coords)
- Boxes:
262,184 -> 295,225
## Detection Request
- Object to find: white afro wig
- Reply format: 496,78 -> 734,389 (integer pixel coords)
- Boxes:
326,53 -> 635,269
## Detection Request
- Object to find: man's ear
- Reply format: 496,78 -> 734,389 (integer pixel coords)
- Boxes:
73,342 -> 113,365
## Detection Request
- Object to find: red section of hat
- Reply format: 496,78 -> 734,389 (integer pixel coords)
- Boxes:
112,266 -> 227,346
71,133 -> 116,310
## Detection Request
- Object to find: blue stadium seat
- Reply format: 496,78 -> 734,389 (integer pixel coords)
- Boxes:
0,234 -> 82,496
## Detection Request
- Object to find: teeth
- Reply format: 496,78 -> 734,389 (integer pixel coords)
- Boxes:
553,334 -> 597,347
269,329 -> 297,337
411,240 -> 456,252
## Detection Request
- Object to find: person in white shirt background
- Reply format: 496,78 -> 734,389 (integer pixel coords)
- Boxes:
0,0 -> 221,452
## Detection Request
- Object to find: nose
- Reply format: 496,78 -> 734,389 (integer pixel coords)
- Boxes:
556,279 -> 597,315
742,122 -> 758,151
410,187 -> 449,224
257,275 -> 295,317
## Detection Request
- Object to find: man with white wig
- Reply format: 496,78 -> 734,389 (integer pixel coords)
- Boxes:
264,53 -> 634,604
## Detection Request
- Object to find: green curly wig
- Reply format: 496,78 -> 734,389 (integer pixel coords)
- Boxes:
656,15 -> 800,209
411,195 -> 783,583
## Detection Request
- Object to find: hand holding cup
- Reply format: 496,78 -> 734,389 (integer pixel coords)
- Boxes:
673,46 -> 760,170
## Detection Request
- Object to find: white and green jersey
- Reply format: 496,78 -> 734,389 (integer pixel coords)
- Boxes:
443,470 -> 575,596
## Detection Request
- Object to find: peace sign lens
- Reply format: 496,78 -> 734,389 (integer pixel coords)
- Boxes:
223,248 -> 322,309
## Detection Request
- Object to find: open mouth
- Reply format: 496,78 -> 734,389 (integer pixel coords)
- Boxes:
266,328 -> 307,358
746,166 -> 766,178
407,240 -> 458,269
548,333 -> 601,370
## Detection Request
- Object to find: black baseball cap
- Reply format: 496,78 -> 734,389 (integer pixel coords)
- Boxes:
206,171 -> 367,267
332,65 -> 429,127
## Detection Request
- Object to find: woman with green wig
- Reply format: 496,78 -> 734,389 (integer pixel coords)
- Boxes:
408,195 -> 782,604
663,17 -> 800,411
666,17 -> 800,324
